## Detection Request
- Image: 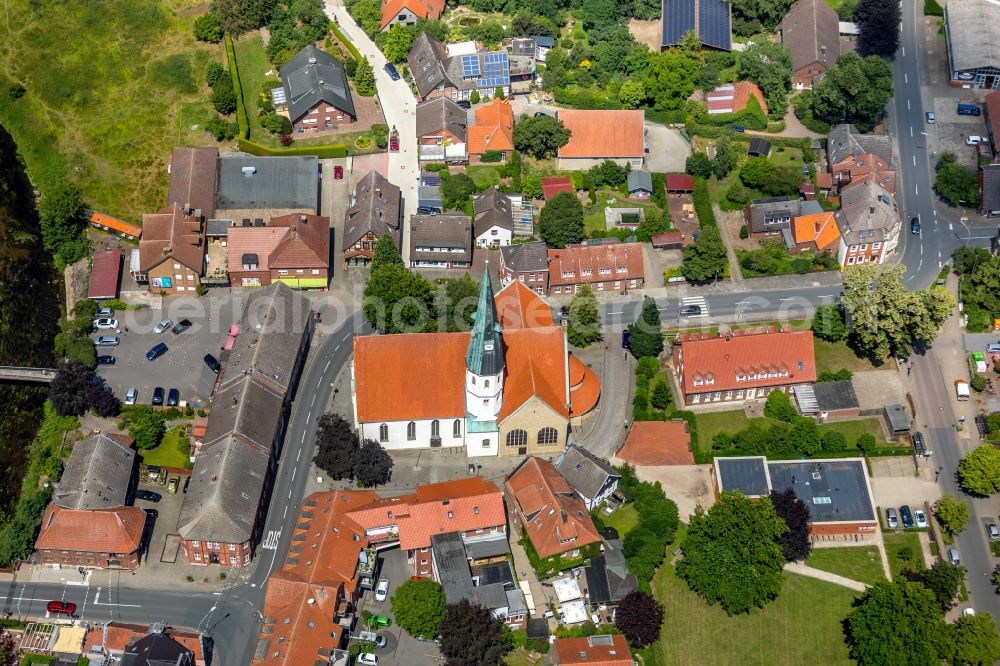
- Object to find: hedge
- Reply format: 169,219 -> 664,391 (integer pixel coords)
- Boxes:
237,138 -> 348,157
330,21 -> 362,61
225,34 -> 250,140
693,445 -> 913,465
519,535 -> 601,578
696,95 -> 767,131
924,0 -> 944,15
691,176 -> 717,228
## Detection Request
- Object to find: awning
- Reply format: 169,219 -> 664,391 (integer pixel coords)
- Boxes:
275,277 -> 328,289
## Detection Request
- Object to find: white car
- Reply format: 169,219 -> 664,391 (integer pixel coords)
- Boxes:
964,607 -> 976,617
967,135 -> 985,146
375,578 -> 389,602
914,510 -> 927,528
357,653 -> 378,665
93,318 -> 118,330
124,387 -> 138,405
153,319 -> 172,334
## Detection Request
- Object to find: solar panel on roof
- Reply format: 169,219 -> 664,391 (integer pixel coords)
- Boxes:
461,54 -> 481,77
699,0 -> 732,50
662,0 -> 696,47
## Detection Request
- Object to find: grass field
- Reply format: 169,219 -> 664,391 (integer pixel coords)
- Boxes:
601,503 -> 639,536
806,547 -> 885,586
693,410 -> 890,455
582,191 -> 663,234
233,34 -> 275,145
466,165 -> 502,190
0,0 -> 222,220
884,532 -> 926,579
139,426 -> 190,468
815,339 -> 888,375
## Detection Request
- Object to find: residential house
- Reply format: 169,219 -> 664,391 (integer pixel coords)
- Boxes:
827,124 -> 894,194
552,635 -> 633,666
505,457 -> 602,560
834,179 -> 901,266
138,203 -> 205,293
661,0 -> 732,51
554,445 -> 621,511
473,186 -> 513,247
468,98 -> 514,163
35,433 -> 144,570
705,81 -> 768,115
790,211 -> 841,254
85,623 -> 205,666
343,170 -> 403,266
627,171 -> 653,198
409,213 -> 473,269
944,0 -> 1000,88
225,213 -> 330,288
214,155 -> 320,222
780,0 -> 840,89
431,532 -> 527,627
278,45 -> 356,131
499,241 -> 549,294
533,36 -> 555,62
583,540 -> 638,607
979,163 -> 1000,217
179,284 -> 313,567
744,196 -> 801,238
381,0 -> 444,31
557,110 -> 645,170
407,33 -> 511,101
984,90 -> 1000,159
416,97 -> 468,162
167,147 -> 218,219
671,328 -> 817,405
121,629 -> 195,666
507,38 -> 536,94
547,241 -> 645,295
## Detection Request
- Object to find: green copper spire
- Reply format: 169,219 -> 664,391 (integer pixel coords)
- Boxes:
466,266 -> 505,376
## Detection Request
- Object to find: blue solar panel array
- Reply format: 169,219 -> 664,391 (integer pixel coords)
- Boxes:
699,0 -> 732,51
661,0 -> 695,48
476,52 -> 510,89
461,54 -> 481,78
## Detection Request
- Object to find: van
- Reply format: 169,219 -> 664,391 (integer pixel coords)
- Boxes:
359,630 -> 387,648
957,103 -> 981,116
956,380 -> 970,401
93,335 -> 119,346
948,548 -> 961,566
987,343 -> 1000,353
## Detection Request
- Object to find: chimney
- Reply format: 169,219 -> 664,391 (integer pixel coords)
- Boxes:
300,214 -> 307,223
308,57 -> 317,64
815,220 -> 821,233
211,475 -> 218,481
183,203 -> 192,215
869,205 -> 875,214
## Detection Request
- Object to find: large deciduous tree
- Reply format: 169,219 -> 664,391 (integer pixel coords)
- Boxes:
854,0 -> 901,60
39,182 -> 90,266
193,12 -> 224,42
841,263 -> 955,360
933,494 -> 969,537
390,578 -> 446,639
676,491 -> 788,614
920,561 -> 965,611
812,303 -> 847,341
382,24 -> 416,63
441,173 -> 476,210
211,0 -> 276,36
567,285 -> 602,348
627,296 -> 665,359
48,360 -> 97,417
681,225 -> 728,282
951,610 -> 1000,666
730,0 -> 794,36
935,152 -> 980,207
437,275 -> 480,332
769,487 -> 811,562
363,263 -> 434,333
439,600 -> 513,666
738,39 -> 793,116
313,413 -> 359,480
512,115 -> 571,159
958,445 -> 1000,496
614,590 -> 664,647
370,234 -> 403,274
538,191 -> 584,249
810,53 -> 894,131
353,439 -> 393,487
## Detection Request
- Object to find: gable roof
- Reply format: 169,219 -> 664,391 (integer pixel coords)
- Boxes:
827,124 -> 893,164
416,97 -> 468,141
547,242 -> 645,288
792,211 -> 840,251
407,32 -> 453,98
227,225 -> 292,274
553,634 -> 632,666
661,0 -> 732,51
85,624 -> 203,661
343,170 -> 402,251
986,91 -> 1000,152
89,248 -> 122,300
473,186 -> 513,239
35,505 -> 146,555
945,0 -> 1000,72
499,327 -> 570,420
555,445 -> 620,502
381,0 -> 445,29
584,540 -> 637,605
495,279 -> 553,329
745,196 -> 800,234
167,147 -> 218,219
281,45 -> 356,123
216,156 -> 320,213
542,176 -> 575,199
121,632 -> 194,666
557,110 -> 645,159
468,98 -> 514,155
834,179 -> 899,245
54,433 -> 135,510
780,0 -> 840,74
705,81 -> 768,115
410,213 -> 473,264
981,163 -> 1000,212
627,171 -> 653,193
831,153 -> 896,194
268,213 -> 329,269
665,174 -> 695,192
139,202 -> 205,274
505,457 -> 602,559
255,575 -> 343,666
499,240 -> 548,274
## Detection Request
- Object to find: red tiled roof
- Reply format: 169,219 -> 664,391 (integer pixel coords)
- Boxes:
651,231 -> 684,247
139,202 -> 205,274
380,0 -> 444,28
676,329 -> 816,395
816,171 -> 833,189
227,226 -> 290,273
553,634 -> 632,666
500,328 -> 570,420
557,110 -> 645,159
665,174 -> 695,191
268,213 -> 330,269
542,176 -> 574,200
547,243 -> 645,288
568,355 -> 600,417
495,280 -> 554,329
90,212 -> 142,239
35,505 -> 145,555
88,248 -> 122,300
468,98 -> 514,156
257,575 -> 342,666
84,624 -> 204,662
831,153 -> 896,194
505,457 -> 601,559
704,82 -> 768,116
792,212 -> 840,251
619,421 -> 693,466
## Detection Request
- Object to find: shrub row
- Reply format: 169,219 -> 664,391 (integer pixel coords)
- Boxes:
237,138 -> 348,157
329,21 -> 362,61
225,35 -> 250,140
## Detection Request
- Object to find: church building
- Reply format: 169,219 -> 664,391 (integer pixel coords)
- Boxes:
351,269 -> 600,457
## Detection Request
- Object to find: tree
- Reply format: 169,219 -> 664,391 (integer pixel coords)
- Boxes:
730,0 -> 794,36
841,264 -> 956,360
951,611 -> 1000,666
439,600 -> 513,666
635,208 -> 668,243
769,488 -> 811,562
812,303 -> 847,341
539,191 -> 584,248
713,135 -> 736,178
739,156 -> 775,189
567,285 -> 602,347
920,561 -> 965,611
821,430 -> 848,453
0,625 -> 17,666
313,413 -> 359,480
935,160 -> 980,207
441,173 -> 475,209
588,160 -> 629,189
512,115 -> 571,159
48,361 -> 97,417
651,381 -> 671,410
522,172 -> 543,200
958,445 -> 1000,496
738,39 -> 793,115
211,84 -> 238,115
845,579 -> 950,666
681,224 -> 727,282
363,263 -> 434,334
677,491 -> 788,614
206,60 -> 226,87
618,79 -> 646,109
391,578 -> 446,639
437,275 -> 480,332
353,438 -> 393,486
627,296 -> 665,359
261,113 -> 292,134
354,57 -> 377,96
370,234 -> 403,274
686,152 -> 712,179
87,384 -> 121,418
128,409 -> 166,450
470,90 -> 481,105
614,590 -> 664,647
210,0 -> 276,36
383,24 -> 416,63
856,432 -> 877,455
791,417 -> 821,456
39,182 -> 90,266
193,12 -> 224,42
763,390 -> 796,422
206,116 -> 237,141
854,0 -> 901,60
934,494 -> 970,537
810,53 -> 893,131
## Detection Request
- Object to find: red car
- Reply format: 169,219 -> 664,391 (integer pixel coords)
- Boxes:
47,600 -> 76,616
389,136 -> 399,152
334,165 -> 343,180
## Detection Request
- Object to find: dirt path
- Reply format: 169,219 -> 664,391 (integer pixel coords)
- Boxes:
713,203 -> 744,283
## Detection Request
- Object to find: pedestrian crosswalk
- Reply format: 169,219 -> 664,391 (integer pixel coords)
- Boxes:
261,530 -> 281,551
680,296 -> 709,318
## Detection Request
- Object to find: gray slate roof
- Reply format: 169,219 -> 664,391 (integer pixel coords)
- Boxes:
431,532 -> 517,612
216,155 -> 320,213
780,0 -> 839,74
981,163 -> 1000,212
416,98 -> 468,141
280,45 -> 356,123
827,124 -> 893,165
745,197 -> 800,234
499,241 -> 548,273
473,186 -> 513,239
627,171 -> 653,193
813,380 -> 860,411
408,32 -> 454,98
203,378 -> 285,452
54,433 -> 135,510
122,632 -> 194,666
584,539 -> 637,605
410,213 -> 473,263
945,0 -> 1000,72
343,170 -> 402,250
885,404 -> 911,432
555,445 -> 620,502
834,180 -> 899,246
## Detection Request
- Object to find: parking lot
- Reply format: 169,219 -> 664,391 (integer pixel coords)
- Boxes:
930,97 -> 986,169
134,477 -> 186,567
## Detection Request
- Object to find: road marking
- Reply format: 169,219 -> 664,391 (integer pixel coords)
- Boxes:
910,127 -> 913,137
92,589 -> 141,608
913,155 -> 916,166
779,298 -> 794,301
283,505 -> 288,519
310,393 -> 316,407
915,184 -> 919,195
920,244 -> 923,255
902,47 -> 905,57
949,223 -> 953,231
307,411 -> 312,422
324,360 -> 331,372
261,530 -> 281,550
301,432 -> 306,443
904,73 -> 908,84
608,310 -> 622,315
342,334 -> 350,342
907,99 -> 910,110
291,467 -> 297,482
296,448 -> 302,462
335,344 -> 340,352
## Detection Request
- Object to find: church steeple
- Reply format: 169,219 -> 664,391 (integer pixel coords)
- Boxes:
466,266 -> 505,376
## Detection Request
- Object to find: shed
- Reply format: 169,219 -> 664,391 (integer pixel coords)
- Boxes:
627,171 -> 653,197
542,176 -> 574,200
526,618 -> 549,640
748,138 -> 771,157
884,403 -> 911,436
813,380 -> 861,418
664,174 -> 695,193
651,231 -> 684,250
88,249 -> 122,300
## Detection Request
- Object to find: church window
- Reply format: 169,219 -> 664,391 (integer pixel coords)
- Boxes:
485,379 -> 490,388
537,427 -> 558,445
453,420 -> 462,437
506,429 -> 527,447
379,424 -> 388,442
407,422 -> 416,440
431,420 -> 440,437
471,376 -> 476,385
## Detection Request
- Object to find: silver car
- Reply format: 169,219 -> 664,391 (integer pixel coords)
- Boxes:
153,319 -> 172,334
124,387 -> 138,405
93,335 -> 119,346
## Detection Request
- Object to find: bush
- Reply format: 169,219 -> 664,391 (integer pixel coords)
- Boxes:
480,150 -> 503,163
470,90 -> 480,104
924,0 -> 944,15
764,390 -> 797,422
206,116 -> 238,141
194,12 -> 223,42
206,60 -> 226,87
211,84 -> 237,115
261,113 -> 293,134
972,374 -> 987,392
739,224 -> 749,239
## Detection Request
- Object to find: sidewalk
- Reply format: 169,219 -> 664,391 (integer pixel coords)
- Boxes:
785,562 -> 869,592
509,536 -> 549,619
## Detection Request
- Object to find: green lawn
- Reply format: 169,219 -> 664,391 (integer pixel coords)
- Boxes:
693,410 -> 889,455
883,532 -> 926,579
139,426 -> 190,469
814,339 -> 887,375
806,547 -> 885,586
582,191 -> 664,235
233,35 -> 273,145
601,503 -> 640,537
466,165 -> 502,190
816,418 -> 887,446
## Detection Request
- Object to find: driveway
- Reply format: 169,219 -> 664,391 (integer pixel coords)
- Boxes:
644,122 -> 690,173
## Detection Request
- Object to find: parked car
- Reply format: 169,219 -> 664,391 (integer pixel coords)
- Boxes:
204,353 -> 222,374
383,62 -> 400,80
900,504 -> 914,528
152,387 -> 165,406
359,630 -> 387,648
389,135 -> 399,152
143,508 -> 158,521
369,615 -> 391,629
47,601 -> 76,616
679,304 -> 702,316
93,335 -> 119,346
416,206 -> 439,215
886,507 -> 898,528
910,217 -> 920,235
97,306 -> 114,317
153,319 -> 172,334
988,522 -> 999,539
334,165 -> 343,180
967,135 -> 985,146
93,318 -> 118,330
146,342 -> 168,361
171,319 -> 192,334
455,99 -> 471,110
926,111 -> 935,124
957,103 -> 980,116
124,387 -> 138,405
948,547 -> 961,566
375,578 -> 389,602
987,343 -> 1000,353
135,489 -> 162,503
915,509 -> 927,528
166,388 -> 180,407
357,654 -> 378,666
96,355 -> 116,365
